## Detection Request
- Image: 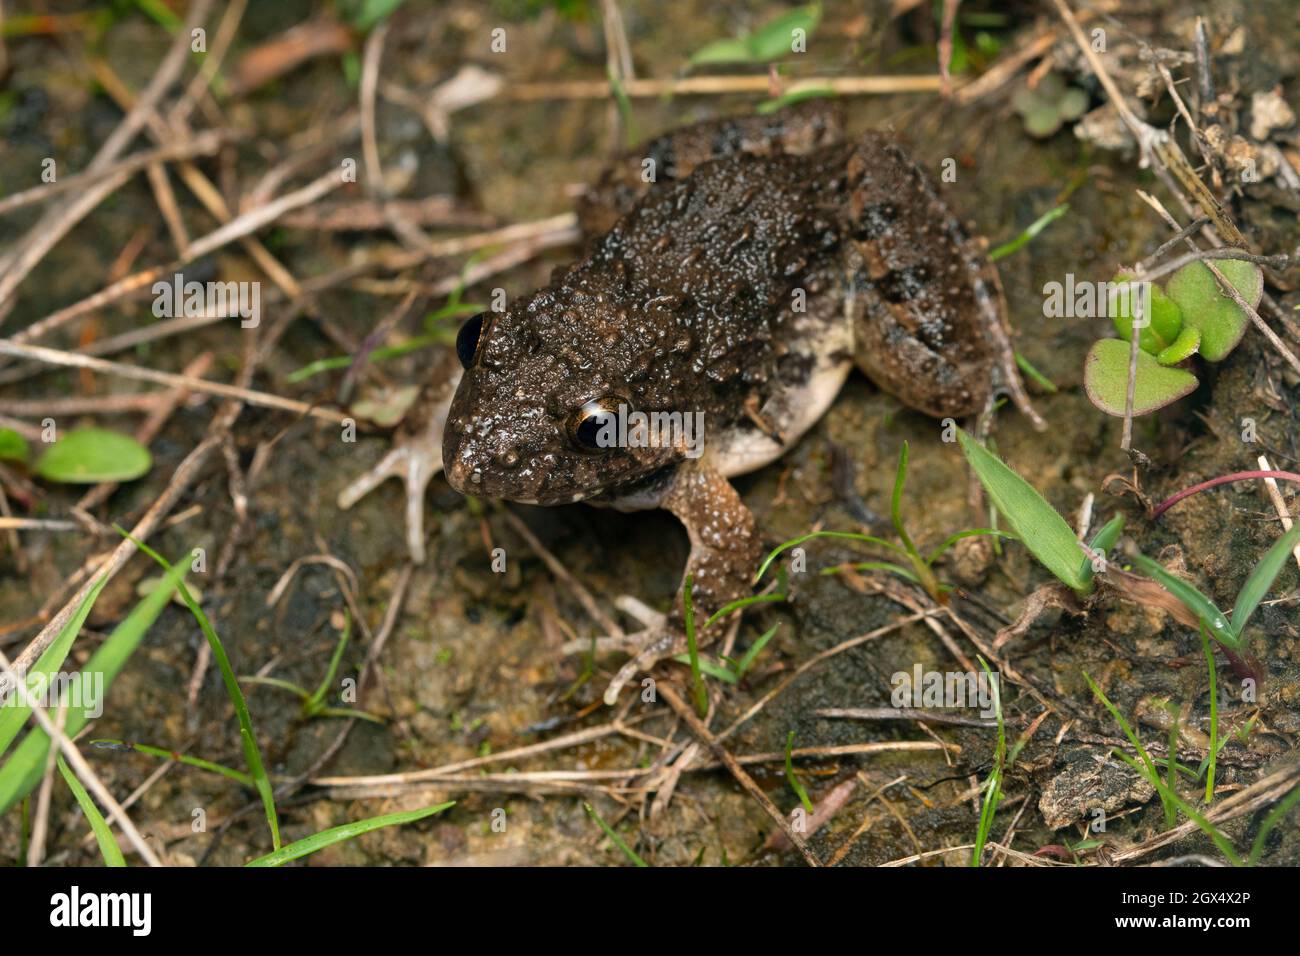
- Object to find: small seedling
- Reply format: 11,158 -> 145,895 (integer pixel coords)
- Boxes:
785,730 -> 814,813
1084,261 -> 1263,418
1128,521 -> 1300,654
1012,72 -> 1089,138
756,441 -> 1010,602
689,4 -> 821,65
240,612 -> 384,723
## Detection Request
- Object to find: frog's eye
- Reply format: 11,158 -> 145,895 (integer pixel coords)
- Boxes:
456,312 -> 486,369
569,398 -> 620,451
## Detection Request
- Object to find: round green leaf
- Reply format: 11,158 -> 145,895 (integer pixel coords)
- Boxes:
0,428 -> 28,464
1155,326 -> 1200,365
1084,339 -> 1199,417
1165,259 -> 1263,362
1111,274 -> 1182,353
34,428 -> 152,483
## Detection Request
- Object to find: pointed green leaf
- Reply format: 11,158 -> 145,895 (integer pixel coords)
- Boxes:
1129,553 -> 1237,649
58,757 -> 126,867
955,430 -> 1088,592
1229,523 -> 1300,638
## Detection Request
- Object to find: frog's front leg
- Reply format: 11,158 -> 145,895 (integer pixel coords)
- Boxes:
576,459 -> 762,706
336,357 -> 462,564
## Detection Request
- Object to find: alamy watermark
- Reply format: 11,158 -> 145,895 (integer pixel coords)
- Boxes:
152,272 -> 260,328
0,668 -> 103,719
1042,274 -> 1152,324
891,664 -> 999,719
593,404 -> 705,459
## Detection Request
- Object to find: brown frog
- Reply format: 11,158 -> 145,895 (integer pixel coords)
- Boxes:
339,104 -> 1043,703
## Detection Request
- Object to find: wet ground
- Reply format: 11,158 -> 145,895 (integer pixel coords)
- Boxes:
0,0 -> 1297,866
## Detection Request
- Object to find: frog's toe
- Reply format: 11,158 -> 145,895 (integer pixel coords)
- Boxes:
612,594 -> 666,630
337,440 -> 443,564
602,629 -> 680,706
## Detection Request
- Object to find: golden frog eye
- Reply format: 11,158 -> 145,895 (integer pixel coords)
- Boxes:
568,398 -> 621,451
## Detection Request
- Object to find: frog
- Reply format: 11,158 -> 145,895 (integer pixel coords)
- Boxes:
339,103 -> 1043,704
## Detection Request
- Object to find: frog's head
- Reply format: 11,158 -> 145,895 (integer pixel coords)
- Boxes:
442,294 -> 685,505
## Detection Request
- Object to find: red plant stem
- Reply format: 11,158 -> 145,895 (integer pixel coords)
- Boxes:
1152,470 -> 1300,519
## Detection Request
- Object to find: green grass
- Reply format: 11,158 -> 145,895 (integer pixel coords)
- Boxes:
784,730 -> 813,813
584,801 -> 648,867
58,756 -> 126,867
0,565 -> 184,814
239,612 -> 382,723
757,441 -> 1010,602
971,657 -> 1004,866
89,739 -> 253,788
246,801 -> 454,867
121,529 -> 281,851
1130,522 -> 1300,654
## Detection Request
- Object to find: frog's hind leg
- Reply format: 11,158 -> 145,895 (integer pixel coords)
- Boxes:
570,460 -> 762,706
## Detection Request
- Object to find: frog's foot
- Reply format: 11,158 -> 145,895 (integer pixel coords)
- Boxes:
336,361 -> 462,564
337,436 -> 442,563
559,613 -> 681,706
564,460 -> 763,706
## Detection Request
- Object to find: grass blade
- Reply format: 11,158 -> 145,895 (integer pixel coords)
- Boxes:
755,531 -> 909,583
584,801 -> 648,866
956,429 -> 1088,592
57,755 -> 126,867
0,564 -> 185,814
1228,523 -> 1300,638
1129,553 -> 1237,650
0,576 -> 107,758
246,802 -> 455,867
121,530 -> 281,851
1200,624 -> 1218,805
785,731 -> 814,813
971,657 -> 1004,866
89,738 -> 253,788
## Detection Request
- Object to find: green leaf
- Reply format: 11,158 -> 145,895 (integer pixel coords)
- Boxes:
1155,325 -> 1200,365
1129,553 -> 1238,650
57,757 -> 126,867
34,428 -> 151,483
246,802 -> 455,867
0,576 -> 107,759
0,564 -> 184,814
1229,523 -> 1300,639
748,5 -> 821,61
1083,339 -> 1198,417
690,4 -> 820,64
353,0 -> 407,31
0,428 -> 28,463
689,38 -> 754,65
1166,259 -> 1263,362
1110,276 -> 1183,353
956,429 -> 1088,592
758,85 -> 834,115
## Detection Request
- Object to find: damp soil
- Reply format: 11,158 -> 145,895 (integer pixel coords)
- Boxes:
0,0 -> 1298,867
